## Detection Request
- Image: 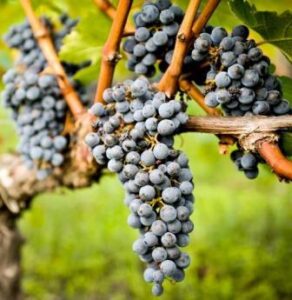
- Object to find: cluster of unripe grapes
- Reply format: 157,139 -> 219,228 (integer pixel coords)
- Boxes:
191,25 -> 292,179
85,78 -> 194,296
2,15 -> 90,179
123,0 -> 184,76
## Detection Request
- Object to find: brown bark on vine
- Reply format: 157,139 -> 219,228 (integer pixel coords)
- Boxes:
185,115 -> 292,180
192,0 -> 221,36
184,115 -> 292,135
0,209 -> 23,300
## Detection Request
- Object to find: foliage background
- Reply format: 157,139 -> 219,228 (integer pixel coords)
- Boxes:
0,0 -> 291,299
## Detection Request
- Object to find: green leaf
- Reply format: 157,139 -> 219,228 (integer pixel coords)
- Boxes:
60,31 -> 102,64
60,31 -> 102,83
73,61 -> 101,85
59,11 -> 110,83
229,0 -> 292,63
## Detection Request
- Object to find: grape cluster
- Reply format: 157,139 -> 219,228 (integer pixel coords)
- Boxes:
2,71 -> 69,179
85,77 -> 194,296
1,16 -> 90,179
230,150 -> 260,179
191,25 -> 292,117
4,14 -> 78,72
191,25 -> 292,179
123,0 -> 184,76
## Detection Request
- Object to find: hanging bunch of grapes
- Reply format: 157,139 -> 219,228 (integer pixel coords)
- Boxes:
2,15 -> 91,179
86,78 -> 193,295
123,0 -> 184,76
191,25 -> 291,117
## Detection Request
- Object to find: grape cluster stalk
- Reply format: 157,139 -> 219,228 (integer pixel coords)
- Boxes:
85,77 -> 194,296
191,25 -> 292,179
2,15 -> 91,179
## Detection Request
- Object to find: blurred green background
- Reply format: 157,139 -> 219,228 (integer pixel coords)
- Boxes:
0,0 -> 292,299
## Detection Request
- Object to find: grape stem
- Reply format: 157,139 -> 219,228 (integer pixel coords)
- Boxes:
20,0 -> 85,118
184,115 -> 292,135
94,0 -> 133,103
93,0 -> 135,35
184,115 -> 292,180
257,142 -> 292,181
192,0 -> 221,36
157,0 -> 202,97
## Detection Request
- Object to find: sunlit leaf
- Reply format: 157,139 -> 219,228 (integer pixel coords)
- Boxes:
59,10 -> 111,83
229,0 -> 292,63
73,60 -> 101,84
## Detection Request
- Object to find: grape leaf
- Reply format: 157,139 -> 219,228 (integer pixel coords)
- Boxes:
59,11 -> 110,83
60,31 -> 102,84
60,31 -> 102,64
228,0 -> 292,63
73,60 -> 101,84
